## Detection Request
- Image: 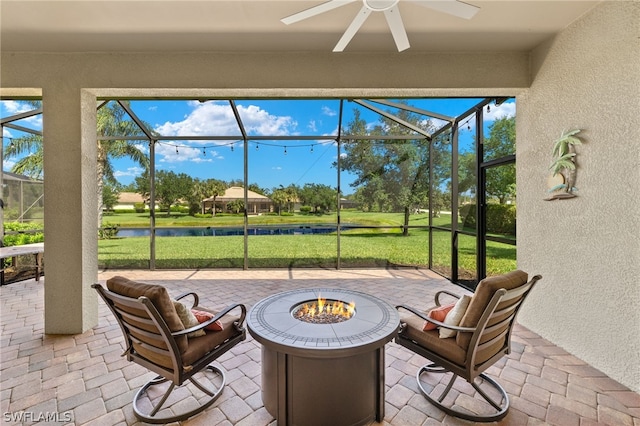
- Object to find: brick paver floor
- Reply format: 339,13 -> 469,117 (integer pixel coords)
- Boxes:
2,269 -> 639,425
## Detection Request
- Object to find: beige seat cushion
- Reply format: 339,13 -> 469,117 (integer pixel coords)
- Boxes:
400,311 -> 466,367
181,306 -> 242,367
456,270 -> 528,349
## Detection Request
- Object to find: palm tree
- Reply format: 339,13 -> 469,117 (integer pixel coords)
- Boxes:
4,101 -> 149,227
548,129 -> 582,198
271,186 -> 288,215
204,179 -> 226,217
97,102 -> 149,226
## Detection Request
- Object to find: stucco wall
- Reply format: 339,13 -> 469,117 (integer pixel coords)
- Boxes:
517,1 -> 640,393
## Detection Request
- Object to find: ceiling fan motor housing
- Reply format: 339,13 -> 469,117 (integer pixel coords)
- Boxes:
364,0 -> 400,12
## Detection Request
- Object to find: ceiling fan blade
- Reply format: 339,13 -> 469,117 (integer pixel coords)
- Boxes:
384,7 -> 410,52
410,0 -> 480,20
281,0 -> 358,25
333,6 -> 372,52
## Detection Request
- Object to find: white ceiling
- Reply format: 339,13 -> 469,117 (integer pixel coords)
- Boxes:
1,0 -> 600,53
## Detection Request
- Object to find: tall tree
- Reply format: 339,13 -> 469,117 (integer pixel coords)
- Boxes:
339,108 -> 433,235
483,116 -> 516,203
97,102 -> 149,225
102,180 -> 121,212
154,171 -> 193,215
298,183 -> 336,213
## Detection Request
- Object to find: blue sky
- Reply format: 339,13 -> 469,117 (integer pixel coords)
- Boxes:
1,98 -> 515,194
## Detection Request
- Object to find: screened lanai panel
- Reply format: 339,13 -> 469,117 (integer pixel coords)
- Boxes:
154,136 -> 246,269
246,138 -> 338,268
338,138 -> 430,268
456,115 -> 478,287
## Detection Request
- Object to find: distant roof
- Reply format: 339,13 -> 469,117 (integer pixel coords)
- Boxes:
2,171 -> 43,183
117,192 -> 145,203
203,186 -> 271,202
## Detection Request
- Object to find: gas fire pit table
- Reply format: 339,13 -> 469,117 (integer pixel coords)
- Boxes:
248,288 -> 400,426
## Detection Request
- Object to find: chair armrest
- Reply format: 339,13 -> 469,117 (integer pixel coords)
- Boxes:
175,291 -> 199,308
172,303 -> 247,337
396,304 -> 430,321
434,290 -> 461,306
396,304 -> 476,333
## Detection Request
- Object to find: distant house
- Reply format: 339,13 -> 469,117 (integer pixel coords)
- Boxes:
202,186 -> 273,215
339,198 -> 358,210
114,192 -> 146,210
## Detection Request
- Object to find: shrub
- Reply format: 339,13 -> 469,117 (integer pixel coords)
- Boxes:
134,202 -> 146,213
299,206 -> 312,215
170,205 -> 189,214
460,203 -> 516,235
98,225 -> 119,240
2,223 -> 44,246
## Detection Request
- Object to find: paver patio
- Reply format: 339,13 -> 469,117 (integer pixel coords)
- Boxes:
1,268 -> 639,425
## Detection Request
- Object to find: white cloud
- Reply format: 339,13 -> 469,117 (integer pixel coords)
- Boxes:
191,157 -> 213,164
154,101 -> 297,139
239,104 -> 297,136
134,143 -> 149,154
114,166 -> 145,179
308,120 -> 318,132
1,101 -> 42,129
2,100 -> 31,115
485,101 -> 516,120
3,159 -> 16,171
322,106 -> 337,117
152,102 -> 296,164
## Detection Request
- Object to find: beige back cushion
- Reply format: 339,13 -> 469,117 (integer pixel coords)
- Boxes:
456,270 -> 528,349
106,276 -> 188,353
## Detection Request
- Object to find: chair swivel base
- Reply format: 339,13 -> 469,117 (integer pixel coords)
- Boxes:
132,365 -> 226,424
416,363 -> 509,422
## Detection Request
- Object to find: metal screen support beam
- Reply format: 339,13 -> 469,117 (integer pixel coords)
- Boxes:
336,137 -> 342,270
149,140 -> 156,270
229,100 -> 249,270
476,110 -> 486,281
451,125 -> 459,283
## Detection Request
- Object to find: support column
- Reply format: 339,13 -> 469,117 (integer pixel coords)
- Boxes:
43,87 -> 98,334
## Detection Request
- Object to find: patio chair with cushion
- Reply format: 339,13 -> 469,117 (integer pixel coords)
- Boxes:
395,270 -> 542,422
93,276 -> 247,424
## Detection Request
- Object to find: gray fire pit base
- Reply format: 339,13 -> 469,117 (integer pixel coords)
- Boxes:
247,288 -> 400,426
262,345 -> 385,426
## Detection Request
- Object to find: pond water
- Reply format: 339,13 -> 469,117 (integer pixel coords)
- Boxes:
116,226 -> 342,237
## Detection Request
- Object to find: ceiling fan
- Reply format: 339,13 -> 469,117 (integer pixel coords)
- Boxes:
281,0 -> 480,52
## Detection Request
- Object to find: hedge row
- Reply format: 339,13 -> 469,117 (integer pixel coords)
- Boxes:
459,203 -> 516,235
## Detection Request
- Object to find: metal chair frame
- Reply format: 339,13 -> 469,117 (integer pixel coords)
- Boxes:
395,274 -> 541,422
93,283 -> 246,424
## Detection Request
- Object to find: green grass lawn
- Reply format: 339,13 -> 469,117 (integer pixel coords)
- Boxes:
98,210 -> 516,276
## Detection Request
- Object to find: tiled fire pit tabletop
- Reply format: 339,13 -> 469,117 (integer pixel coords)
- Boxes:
248,288 -> 400,426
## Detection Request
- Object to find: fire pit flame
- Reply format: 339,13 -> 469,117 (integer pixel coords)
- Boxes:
294,295 -> 355,323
